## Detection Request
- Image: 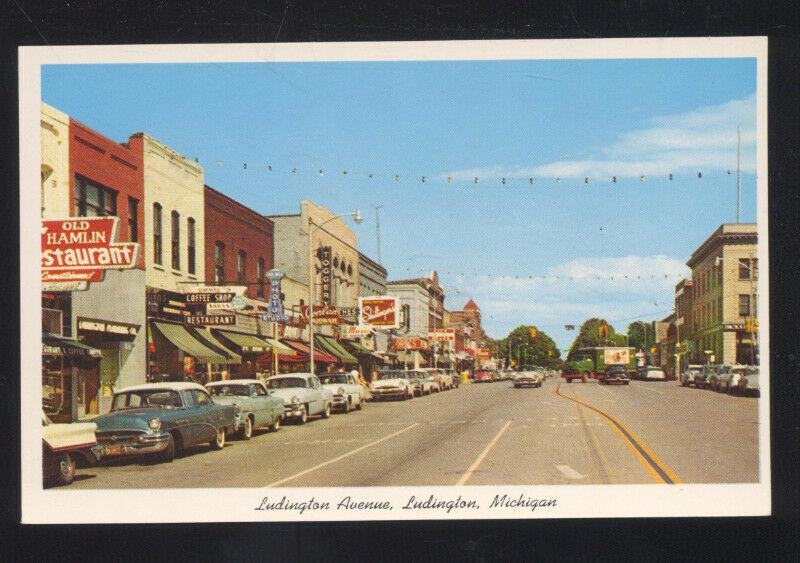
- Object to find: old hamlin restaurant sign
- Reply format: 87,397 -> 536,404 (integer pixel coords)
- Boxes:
41,217 -> 139,290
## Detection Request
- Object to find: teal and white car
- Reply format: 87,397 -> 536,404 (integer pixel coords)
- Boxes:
206,379 -> 284,438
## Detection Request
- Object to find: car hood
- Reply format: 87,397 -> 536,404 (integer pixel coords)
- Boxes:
322,383 -> 351,392
269,388 -> 308,403
371,378 -> 407,388
95,409 -> 165,431
209,395 -> 248,406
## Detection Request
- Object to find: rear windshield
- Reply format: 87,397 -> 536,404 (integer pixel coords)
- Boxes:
266,377 -> 308,389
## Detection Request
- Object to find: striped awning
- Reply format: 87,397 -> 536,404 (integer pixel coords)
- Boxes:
42,335 -> 102,359
282,339 -> 338,364
214,330 -> 273,353
191,328 -> 242,364
316,335 -> 358,365
152,322 -> 230,364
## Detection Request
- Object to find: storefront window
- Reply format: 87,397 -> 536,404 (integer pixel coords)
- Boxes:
75,175 -> 117,217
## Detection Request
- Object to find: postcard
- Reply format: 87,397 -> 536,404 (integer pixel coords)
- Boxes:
21,38 -> 769,523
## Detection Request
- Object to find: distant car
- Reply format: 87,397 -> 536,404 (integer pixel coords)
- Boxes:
420,368 -> 452,391
638,366 -> 666,381
404,370 -> 435,396
319,372 -> 369,412
513,371 -> 542,388
206,379 -> 284,438
370,370 -> 415,400
736,366 -> 760,395
417,368 -> 443,392
697,364 -> 724,389
474,369 -> 494,383
94,382 -> 236,463
601,364 -> 630,385
42,411 -> 102,487
444,369 -> 460,388
265,373 -> 333,424
680,364 -> 704,387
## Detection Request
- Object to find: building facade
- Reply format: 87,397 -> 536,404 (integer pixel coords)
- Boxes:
357,251 -> 389,355
386,278 -> 430,368
685,223 -> 758,365
40,103 -> 70,218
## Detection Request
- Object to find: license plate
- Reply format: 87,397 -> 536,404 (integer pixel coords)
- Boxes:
104,444 -> 124,456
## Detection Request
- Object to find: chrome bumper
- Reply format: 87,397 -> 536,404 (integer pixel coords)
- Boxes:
99,432 -> 170,457
370,389 -> 405,399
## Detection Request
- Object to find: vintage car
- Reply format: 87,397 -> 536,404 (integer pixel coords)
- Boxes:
446,369 -> 461,388
42,411 -> 102,487
414,368 -> 442,392
601,364 -> 630,385
370,370 -> 415,400
474,369 -> 494,383
736,366 -> 760,395
206,379 -> 284,438
638,366 -> 666,381
94,382 -> 236,463
403,369 -> 435,396
513,370 -> 542,388
319,372 -> 369,412
265,373 -> 333,424
696,364 -> 723,389
680,364 -> 704,387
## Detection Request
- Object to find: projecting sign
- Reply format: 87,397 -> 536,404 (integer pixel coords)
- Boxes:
359,296 -> 399,329
428,328 -> 455,342
185,292 -> 236,304
41,217 -> 140,291
300,304 -> 342,325
264,269 -> 287,322
78,318 -> 139,336
184,314 -> 236,326
345,325 -> 373,337
319,246 -> 332,305
393,337 -> 429,351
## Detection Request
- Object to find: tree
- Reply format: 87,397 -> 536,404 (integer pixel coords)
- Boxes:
498,325 -> 561,368
626,321 -> 656,352
568,318 -> 623,354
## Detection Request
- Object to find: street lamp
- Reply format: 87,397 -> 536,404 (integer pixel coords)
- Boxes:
308,210 -> 362,374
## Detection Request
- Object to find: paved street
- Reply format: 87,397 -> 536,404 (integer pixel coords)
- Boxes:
67,378 -> 759,489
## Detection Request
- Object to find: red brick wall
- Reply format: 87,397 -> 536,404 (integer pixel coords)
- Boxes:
69,120 -> 145,268
204,186 -> 274,299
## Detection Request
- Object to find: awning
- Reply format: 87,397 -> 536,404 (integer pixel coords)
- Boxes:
191,328 -> 242,364
42,335 -> 102,359
152,322 -> 230,364
214,330 -> 273,353
341,340 -> 385,363
316,335 -> 358,365
283,339 -> 338,364
262,337 -> 296,356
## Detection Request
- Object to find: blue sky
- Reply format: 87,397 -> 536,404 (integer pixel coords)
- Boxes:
42,58 -> 757,351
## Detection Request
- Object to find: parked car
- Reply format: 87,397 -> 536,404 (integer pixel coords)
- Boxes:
680,364 -> 704,387
447,370 -> 461,388
42,411 -> 102,487
736,366 -> 760,395
94,382 -> 236,463
513,371 -> 542,388
370,370 -> 415,400
435,369 -> 455,390
601,364 -> 630,385
319,372 -> 369,412
206,379 -> 283,438
474,369 -> 494,383
265,373 -> 333,424
638,366 -> 666,381
404,370 -> 435,396
697,364 -> 724,389
417,368 -> 443,392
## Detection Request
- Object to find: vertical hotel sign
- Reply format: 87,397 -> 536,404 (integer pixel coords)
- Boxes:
41,217 -> 140,291
319,246 -> 333,305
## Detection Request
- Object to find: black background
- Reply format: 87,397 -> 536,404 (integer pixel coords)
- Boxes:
1,1 -> 798,560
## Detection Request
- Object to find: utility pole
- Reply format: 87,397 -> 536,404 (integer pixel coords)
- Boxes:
373,205 -> 384,265
736,126 -> 741,223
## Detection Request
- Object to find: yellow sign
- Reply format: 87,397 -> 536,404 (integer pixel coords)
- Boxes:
528,327 -> 538,338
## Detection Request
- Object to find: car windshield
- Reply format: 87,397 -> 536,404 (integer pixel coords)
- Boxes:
379,371 -> 406,380
266,377 -> 308,389
112,390 -> 182,410
207,384 -> 250,397
320,374 -> 348,385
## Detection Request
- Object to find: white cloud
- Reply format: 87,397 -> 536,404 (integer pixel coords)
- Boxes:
443,94 -> 756,180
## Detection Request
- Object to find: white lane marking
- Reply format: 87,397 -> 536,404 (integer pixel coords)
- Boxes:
266,423 -> 420,487
556,465 -> 586,480
456,420 -> 512,486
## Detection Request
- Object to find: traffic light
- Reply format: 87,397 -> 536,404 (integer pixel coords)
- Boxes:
528,327 -> 538,338
599,324 -> 609,337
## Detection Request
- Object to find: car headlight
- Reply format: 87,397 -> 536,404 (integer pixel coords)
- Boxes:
337,387 -> 345,395
148,418 -> 161,432
291,396 -> 300,406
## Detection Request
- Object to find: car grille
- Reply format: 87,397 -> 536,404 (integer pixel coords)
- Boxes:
96,430 -> 143,446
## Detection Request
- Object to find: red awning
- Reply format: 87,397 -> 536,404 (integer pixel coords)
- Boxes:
281,339 -> 338,364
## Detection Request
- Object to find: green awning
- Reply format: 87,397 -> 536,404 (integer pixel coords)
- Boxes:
152,322 -> 230,364
262,337 -> 296,355
192,328 -> 242,364
42,335 -> 103,358
214,330 -> 273,353
316,335 -> 358,365
344,340 -> 372,355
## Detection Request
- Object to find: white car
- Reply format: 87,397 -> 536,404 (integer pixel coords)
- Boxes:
370,371 -> 415,400
734,366 -> 760,395
265,373 -> 334,424
513,371 -> 542,388
640,366 -> 666,381
405,370 -> 435,396
42,412 -> 102,487
319,372 -> 369,413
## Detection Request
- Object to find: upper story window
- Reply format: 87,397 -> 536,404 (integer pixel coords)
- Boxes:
171,210 -> 180,271
256,257 -> 265,299
75,176 -> 117,217
237,250 -> 247,285
127,197 -> 138,242
214,242 -> 225,284
739,294 -> 751,317
153,203 -> 162,266
739,258 -> 753,280
187,218 -> 196,275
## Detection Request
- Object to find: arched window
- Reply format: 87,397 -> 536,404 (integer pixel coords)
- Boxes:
153,203 -> 162,265
256,257 -> 265,298
171,210 -> 180,270
214,242 -> 225,283
187,217 -> 195,275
